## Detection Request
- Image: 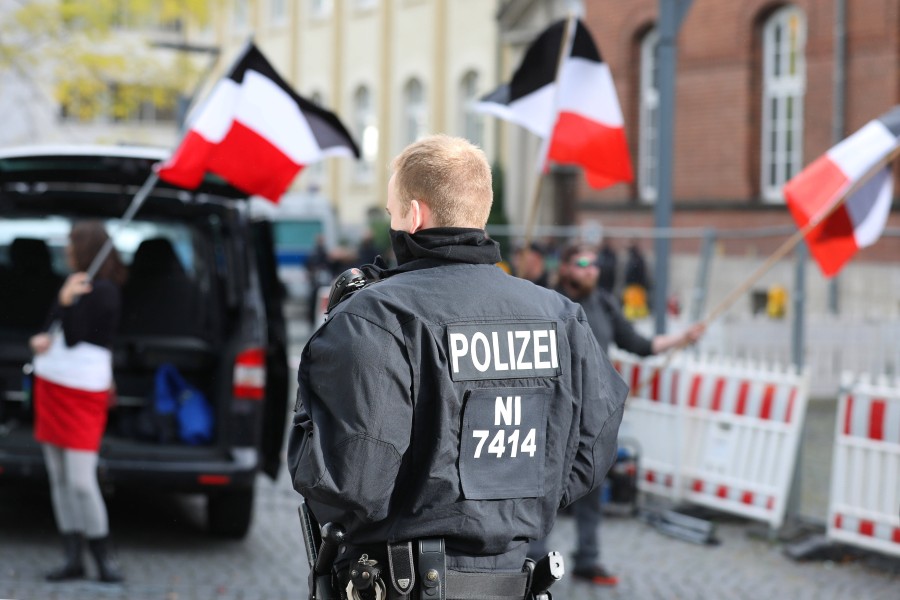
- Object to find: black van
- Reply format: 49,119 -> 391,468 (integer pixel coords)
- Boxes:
0,146 -> 290,538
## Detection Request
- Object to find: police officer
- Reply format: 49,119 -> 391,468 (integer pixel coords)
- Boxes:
528,243 -> 705,586
288,135 -> 628,600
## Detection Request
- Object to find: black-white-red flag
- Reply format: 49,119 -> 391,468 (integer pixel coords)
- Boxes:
784,106 -> 900,277
157,43 -> 359,202
474,18 -> 632,189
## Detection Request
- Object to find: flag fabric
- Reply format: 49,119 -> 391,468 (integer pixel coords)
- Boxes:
157,43 -> 359,202
784,106 -> 900,277
474,18 -> 633,189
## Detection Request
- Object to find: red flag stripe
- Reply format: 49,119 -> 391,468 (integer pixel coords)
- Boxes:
548,112 -> 632,186
784,114 -> 899,277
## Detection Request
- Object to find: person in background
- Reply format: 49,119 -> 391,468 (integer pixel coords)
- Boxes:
30,220 -> 127,583
623,240 -> 650,319
306,234 -> 334,326
597,238 -> 618,294
355,230 -> 380,267
528,243 -> 704,587
512,240 -> 551,288
288,136 -> 627,599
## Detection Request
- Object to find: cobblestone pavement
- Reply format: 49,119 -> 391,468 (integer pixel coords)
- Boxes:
1,313 -> 897,599
2,463 -> 898,600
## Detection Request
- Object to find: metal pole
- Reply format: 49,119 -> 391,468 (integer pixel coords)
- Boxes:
654,0 -> 693,335
784,240 -> 808,530
828,0 -> 847,315
690,228 -> 716,322
792,242 -> 807,369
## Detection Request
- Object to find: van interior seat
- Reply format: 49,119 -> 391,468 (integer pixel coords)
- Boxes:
0,238 -> 63,331
120,237 -> 203,338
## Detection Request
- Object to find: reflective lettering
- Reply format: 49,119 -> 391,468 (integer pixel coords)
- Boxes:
471,332 -> 490,372
515,331 -> 532,370
533,330 -> 551,369
549,330 -> 558,368
447,323 -> 560,380
450,333 -> 468,373
491,332 -> 508,371
494,395 -> 521,426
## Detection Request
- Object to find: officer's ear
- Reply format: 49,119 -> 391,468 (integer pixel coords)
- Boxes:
409,199 -> 431,233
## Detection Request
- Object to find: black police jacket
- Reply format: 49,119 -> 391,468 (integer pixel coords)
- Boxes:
288,228 -> 627,558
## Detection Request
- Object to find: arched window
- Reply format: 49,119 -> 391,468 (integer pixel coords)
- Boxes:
354,85 -> 378,181
459,70 -> 483,146
403,78 -> 426,147
761,6 -> 806,202
638,27 -> 660,203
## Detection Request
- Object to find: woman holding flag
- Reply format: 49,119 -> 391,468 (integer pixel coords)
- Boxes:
29,220 -> 126,584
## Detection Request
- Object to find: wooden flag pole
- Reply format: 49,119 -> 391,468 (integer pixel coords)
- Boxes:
517,14 -> 577,272
631,143 -> 900,396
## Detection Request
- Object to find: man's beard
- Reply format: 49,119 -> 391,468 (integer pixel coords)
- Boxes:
564,276 -> 595,298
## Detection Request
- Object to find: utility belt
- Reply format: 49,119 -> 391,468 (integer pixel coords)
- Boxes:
337,539 -> 530,600
300,502 -> 562,600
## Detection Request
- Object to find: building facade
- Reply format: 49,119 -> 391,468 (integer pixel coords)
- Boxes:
203,0 -> 499,232
496,0 -> 900,316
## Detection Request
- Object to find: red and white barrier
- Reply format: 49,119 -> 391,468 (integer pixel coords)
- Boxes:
678,358 -> 808,529
611,350 -> 810,529
612,352 -> 684,502
827,375 -> 900,557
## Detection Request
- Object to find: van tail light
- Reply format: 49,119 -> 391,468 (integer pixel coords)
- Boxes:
234,348 -> 266,400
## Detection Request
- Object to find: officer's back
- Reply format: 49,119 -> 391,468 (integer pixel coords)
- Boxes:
288,135 -> 627,600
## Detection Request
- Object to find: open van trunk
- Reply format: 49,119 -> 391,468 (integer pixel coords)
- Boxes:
0,148 -> 289,538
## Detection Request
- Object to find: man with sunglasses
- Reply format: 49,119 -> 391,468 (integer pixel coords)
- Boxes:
528,243 -> 704,586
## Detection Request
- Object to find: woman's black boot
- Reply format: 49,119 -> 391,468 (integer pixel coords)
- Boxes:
46,532 -> 85,582
87,536 -> 124,583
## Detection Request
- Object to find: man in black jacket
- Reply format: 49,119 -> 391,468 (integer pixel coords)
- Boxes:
529,243 -> 704,586
288,135 -> 628,599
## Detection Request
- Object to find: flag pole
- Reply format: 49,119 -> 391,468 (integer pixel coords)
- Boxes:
518,14 -> 577,268
631,143 -> 900,396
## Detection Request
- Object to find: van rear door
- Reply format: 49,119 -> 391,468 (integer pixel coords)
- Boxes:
250,219 -> 289,479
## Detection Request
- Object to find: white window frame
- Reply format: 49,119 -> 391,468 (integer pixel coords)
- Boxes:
233,0 -> 250,32
270,0 -> 287,26
353,85 -> 378,183
458,70 -> 483,147
402,78 -> 427,148
761,6 -> 807,203
638,27 -> 660,204
310,0 -> 332,19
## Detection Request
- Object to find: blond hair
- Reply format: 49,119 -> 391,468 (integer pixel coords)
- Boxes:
390,134 -> 493,228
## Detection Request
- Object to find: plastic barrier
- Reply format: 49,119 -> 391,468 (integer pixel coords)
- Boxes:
827,375 -> 900,557
678,357 -> 809,529
612,351 -> 684,503
611,350 -> 810,530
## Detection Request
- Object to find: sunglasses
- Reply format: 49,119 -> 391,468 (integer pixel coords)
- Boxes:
571,257 -> 598,268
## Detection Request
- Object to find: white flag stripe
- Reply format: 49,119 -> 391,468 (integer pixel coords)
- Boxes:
557,58 -> 624,127
191,79 -> 240,144
497,84 -> 557,138
827,120 -> 897,182
848,167 -> 893,247
235,71 -> 323,164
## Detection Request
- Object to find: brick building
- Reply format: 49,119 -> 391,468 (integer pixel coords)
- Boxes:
577,0 -> 899,266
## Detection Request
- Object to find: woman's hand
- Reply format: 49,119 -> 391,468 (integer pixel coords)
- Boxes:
30,333 -> 51,355
59,272 -> 92,307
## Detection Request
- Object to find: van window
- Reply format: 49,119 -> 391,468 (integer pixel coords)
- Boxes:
272,219 -> 323,264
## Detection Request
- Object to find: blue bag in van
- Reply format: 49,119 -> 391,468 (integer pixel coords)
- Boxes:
154,363 -> 214,445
